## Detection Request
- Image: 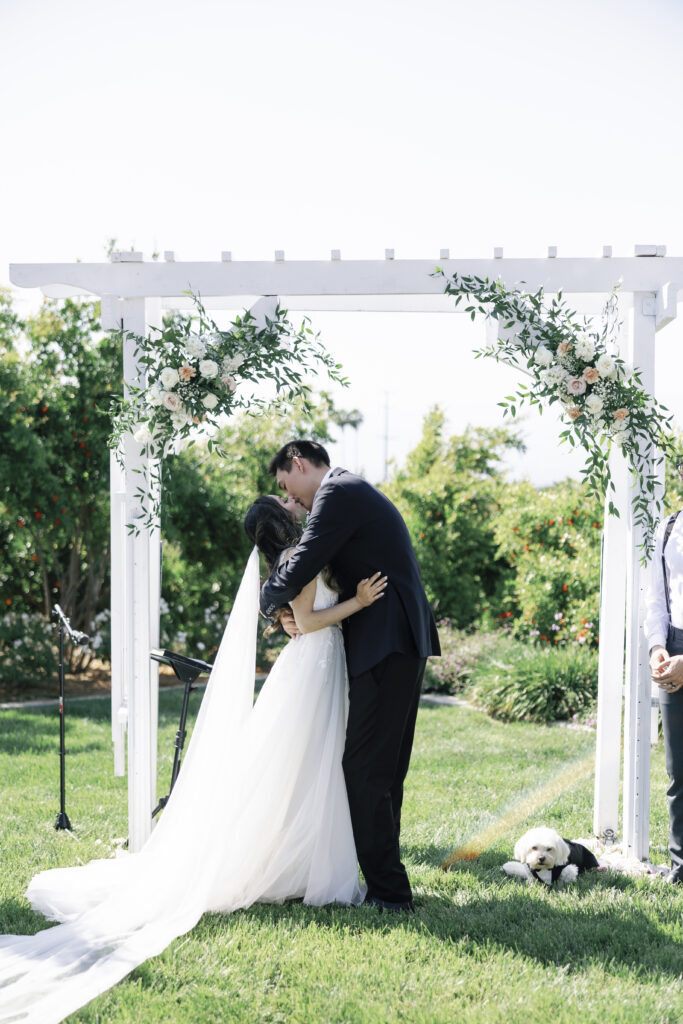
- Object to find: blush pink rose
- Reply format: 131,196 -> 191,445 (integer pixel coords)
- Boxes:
567,377 -> 587,395
558,341 -> 573,356
613,407 -> 629,420
582,367 -> 600,384
567,406 -> 582,420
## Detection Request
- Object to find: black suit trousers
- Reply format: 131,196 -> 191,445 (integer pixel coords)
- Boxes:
659,625 -> 683,880
342,651 -> 426,904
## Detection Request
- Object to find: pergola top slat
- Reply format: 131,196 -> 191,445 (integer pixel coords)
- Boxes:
9,256 -> 683,300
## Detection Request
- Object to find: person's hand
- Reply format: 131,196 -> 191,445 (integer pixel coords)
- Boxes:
650,646 -> 669,675
652,653 -> 683,693
356,573 -> 388,607
279,609 -> 301,638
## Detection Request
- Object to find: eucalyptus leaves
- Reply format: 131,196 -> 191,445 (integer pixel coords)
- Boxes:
109,296 -> 345,530
437,269 -> 675,558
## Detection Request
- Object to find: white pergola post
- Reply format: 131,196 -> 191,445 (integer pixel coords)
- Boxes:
109,446 -> 127,777
118,288 -> 161,851
622,291 -> 660,859
593,447 -> 628,840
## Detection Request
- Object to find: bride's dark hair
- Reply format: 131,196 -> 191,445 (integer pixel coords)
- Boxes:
243,496 -> 303,575
244,496 -> 304,637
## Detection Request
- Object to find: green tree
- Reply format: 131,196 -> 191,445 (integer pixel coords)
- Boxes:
382,408 -> 524,625
158,393 -> 351,658
0,293 -> 119,668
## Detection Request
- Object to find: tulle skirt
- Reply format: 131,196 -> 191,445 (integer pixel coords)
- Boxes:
0,553 -> 363,1024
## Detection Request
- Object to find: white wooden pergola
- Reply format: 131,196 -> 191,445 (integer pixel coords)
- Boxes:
9,246 -> 681,856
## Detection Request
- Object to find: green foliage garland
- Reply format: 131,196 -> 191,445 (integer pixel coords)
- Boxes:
110,296 -> 346,530
437,269 -> 676,558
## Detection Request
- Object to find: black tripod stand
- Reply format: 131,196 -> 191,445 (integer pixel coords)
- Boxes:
51,604 -> 90,831
150,648 -> 213,818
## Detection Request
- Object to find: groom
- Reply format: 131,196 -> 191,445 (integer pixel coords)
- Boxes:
260,440 -> 440,911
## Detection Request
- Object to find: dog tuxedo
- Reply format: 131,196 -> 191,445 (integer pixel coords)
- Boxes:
502,828 -> 600,886
529,840 -> 599,884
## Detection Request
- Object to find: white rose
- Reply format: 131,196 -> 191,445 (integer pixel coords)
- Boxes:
160,366 -> 180,389
133,422 -> 153,445
171,410 -> 191,431
574,332 -> 595,361
146,384 -> 164,407
202,393 -> 219,410
162,391 -> 182,412
596,354 -> 616,379
533,346 -> 553,367
612,418 -> 628,432
611,430 -> 625,446
584,393 -> 604,416
199,359 -> 219,379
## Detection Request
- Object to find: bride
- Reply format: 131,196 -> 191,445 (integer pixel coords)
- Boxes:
0,494 -> 386,1024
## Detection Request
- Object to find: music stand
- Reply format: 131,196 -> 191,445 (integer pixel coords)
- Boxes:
51,604 -> 90,831
150,648 -> 213,818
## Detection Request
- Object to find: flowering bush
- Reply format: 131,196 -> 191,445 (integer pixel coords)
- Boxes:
423,620 -> 501,694
437,271 -> 675,557
0,611 -> 57,691
110,297 -> 346,529
493,478 -> 602,647
469,635 -> 598,723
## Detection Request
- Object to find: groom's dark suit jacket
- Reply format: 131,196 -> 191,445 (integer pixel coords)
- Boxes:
260,468 -> 440,677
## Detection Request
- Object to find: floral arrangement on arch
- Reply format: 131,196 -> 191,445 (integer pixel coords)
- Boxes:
109,295 -> 345,530
436,269 -> 675,557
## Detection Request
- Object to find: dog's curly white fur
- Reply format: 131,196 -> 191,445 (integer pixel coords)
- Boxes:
502,827 -> 582,886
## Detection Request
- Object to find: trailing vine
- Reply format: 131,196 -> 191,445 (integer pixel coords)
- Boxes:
109,295 -> 346,531
437,269 -> 675,559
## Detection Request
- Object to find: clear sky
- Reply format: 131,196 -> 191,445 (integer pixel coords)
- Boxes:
2,0 -> 682,484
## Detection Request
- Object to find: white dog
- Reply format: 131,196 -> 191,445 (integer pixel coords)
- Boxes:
502,826 -> 599,886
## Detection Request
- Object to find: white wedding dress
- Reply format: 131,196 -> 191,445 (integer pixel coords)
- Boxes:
0,548 -> 364,1024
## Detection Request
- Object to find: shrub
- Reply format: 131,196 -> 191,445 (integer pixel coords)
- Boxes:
493,478 -> 602,647
423,620 -> 501,695
469,636 -> 597,723
0,611 -> 58,691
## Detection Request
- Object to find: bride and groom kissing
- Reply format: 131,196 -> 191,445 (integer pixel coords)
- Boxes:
0,439 -> 440,1024
250,439 -> 441,912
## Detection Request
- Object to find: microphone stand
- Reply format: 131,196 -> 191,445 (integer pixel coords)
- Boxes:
150,649 -> 213,818
51,604 -> 90,831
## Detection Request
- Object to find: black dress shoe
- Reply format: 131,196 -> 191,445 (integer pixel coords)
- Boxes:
364,896 -> 415,913
663,870 -> 683,884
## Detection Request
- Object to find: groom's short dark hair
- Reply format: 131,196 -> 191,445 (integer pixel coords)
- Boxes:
268,440 -> 331,475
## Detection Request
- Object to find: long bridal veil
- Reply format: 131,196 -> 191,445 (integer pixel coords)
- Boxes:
0,547 -> 262,1024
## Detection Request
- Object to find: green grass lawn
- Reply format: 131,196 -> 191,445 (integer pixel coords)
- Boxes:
1,692 -> 681,1024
